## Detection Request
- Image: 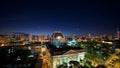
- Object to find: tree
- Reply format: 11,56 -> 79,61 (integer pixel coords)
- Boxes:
84,61 -> 92,68
69,61 -> 80,68
57,62 -> 67,68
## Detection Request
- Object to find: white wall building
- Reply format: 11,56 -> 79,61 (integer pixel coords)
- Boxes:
51,49 -> 85,68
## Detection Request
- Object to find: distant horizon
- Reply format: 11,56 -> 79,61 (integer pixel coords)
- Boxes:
0,1 -> 120,36
0,30 -> 117,37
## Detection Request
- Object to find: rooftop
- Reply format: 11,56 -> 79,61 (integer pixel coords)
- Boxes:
51,31 -> 64,38
46,44 -> 85,56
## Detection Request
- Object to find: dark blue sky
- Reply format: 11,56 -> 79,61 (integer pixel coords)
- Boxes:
0,0 -> 120,36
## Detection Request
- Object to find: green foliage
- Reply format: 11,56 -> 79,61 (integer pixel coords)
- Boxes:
77,41 -> 119,67
57,62 -> 68,68
84,61 -> 92,68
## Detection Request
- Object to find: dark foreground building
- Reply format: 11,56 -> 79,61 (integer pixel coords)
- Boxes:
0,45 -> 42,68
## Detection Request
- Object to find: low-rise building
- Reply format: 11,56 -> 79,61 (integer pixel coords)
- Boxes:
46,45 -> 85,68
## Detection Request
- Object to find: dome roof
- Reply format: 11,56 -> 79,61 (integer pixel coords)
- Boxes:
51,31 -> 64,38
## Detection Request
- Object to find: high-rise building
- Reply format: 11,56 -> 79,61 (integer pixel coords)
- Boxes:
117,28 -> 120,39
72,34 -> 76,40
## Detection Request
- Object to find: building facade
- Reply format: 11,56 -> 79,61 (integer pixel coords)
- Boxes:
52,49 -> 85,68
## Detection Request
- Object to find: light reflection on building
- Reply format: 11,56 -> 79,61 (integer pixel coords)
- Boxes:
51,31 -> 65,48
52,49 -> 85,68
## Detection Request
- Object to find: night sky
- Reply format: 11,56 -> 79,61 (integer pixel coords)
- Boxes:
0,0 -> 120,36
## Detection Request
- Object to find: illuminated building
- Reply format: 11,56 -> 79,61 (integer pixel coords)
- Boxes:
88,33 -> 91,38
51,31 -> 65,48
107,34 -> 114,40
29,35 -> 49,43
117,32 -> 120,39
72,34 -> 76,40
66,38 -> 77,46
8,32 -> 30,45
76,38 -> 82,42
39,35 -> 49,43
11,32 -> 29,40
29,35 -> 39,42
69,39 -> 76,46
117,28 -> 120,39
29,35 -> 33,42
0,36 -> 9,46
48,47 -> 85,68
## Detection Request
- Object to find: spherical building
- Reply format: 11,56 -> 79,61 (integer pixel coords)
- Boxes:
51,31 -> 65,48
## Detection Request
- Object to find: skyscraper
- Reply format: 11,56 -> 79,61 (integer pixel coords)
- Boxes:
117,28 -> 120,39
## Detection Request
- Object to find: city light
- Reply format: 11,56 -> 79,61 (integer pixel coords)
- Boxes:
56,36 -> 61,39
0,0 -> 120,68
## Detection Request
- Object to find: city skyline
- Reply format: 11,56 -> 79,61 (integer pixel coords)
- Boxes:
0,0 -> 120,35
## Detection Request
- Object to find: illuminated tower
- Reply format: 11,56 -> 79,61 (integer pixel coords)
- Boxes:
88,33 -> 91,38
117,28 -> 120,39
51,31 -> 65,48
72,34 -> 76,40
